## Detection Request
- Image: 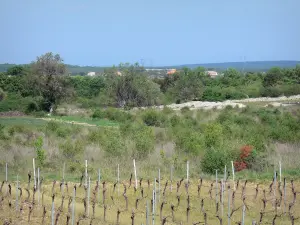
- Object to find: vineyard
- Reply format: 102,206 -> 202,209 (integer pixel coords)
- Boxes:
0,160 -> 299,225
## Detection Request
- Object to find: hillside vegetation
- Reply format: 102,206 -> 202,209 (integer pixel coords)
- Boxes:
0,52 -> 300,178
0,53 -> 300,113
1,104 -> 300,180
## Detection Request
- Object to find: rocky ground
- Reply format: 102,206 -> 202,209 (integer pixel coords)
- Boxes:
160,94 -> 300,110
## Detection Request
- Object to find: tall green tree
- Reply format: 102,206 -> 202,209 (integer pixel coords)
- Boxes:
30,52 -> 73,112
167,70 -> 204,102
104,63 -> 162,107
263,67 -> 282,87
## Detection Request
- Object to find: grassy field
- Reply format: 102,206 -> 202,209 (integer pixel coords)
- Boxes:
0,117 -> 47,127
47,115 -> 119,127
0,174 -> 299,225
0,115 -> 118,128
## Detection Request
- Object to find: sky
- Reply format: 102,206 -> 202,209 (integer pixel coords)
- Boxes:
0,0 -> 299,66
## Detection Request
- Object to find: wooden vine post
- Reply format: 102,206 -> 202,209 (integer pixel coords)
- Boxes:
33,158 -> 36,190
133,159 -> 138,189
231,161 -> 235,191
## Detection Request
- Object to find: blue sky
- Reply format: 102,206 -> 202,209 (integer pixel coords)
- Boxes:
0,0 -> 299,66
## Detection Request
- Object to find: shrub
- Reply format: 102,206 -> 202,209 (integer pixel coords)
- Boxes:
260,86 -> 282,97
56,127 -> 72,138
201,149 -> 229,174
176,130 -> 204,155
45,121 -> 60,133
100,128 -> 126,156
0,94 -> 36,112
34,136 -> 46,167
180,106 -> 190,113
204,123 -> 223,148
93,108 -> 132,122
8,125 -> 27,136
60,139 -> 84,159
133,125 -> 155,158
92,109 -> 106,119
31,111 -> 46,117
234,145 -> 257,171
141,109 -> 166,127
162,106 -> 173,115
169,115 -> 181,127
120,122 -> 155,158
26,101 -> 40,113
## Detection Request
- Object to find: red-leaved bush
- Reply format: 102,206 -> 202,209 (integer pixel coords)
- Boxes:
234,145 -> 254,172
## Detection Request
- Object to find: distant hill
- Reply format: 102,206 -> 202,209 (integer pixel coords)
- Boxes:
0,60 -> 299,74
168,60 -> 300,72
0,63 -> 107,75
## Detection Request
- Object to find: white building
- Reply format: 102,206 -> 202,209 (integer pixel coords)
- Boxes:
206,71 -> 218,78
87,71 -> 96,76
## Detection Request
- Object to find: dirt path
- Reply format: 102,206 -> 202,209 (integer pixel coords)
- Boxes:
39,117 -> 97,127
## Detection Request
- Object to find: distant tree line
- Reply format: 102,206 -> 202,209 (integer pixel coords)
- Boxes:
0,52 -> 300,113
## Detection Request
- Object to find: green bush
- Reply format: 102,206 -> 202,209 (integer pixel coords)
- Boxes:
8,124 -> 27,136
141,109 -> 166,127
132,124 -> 155,158
175,130 -> 204,155
260,86 -> 282,97
169,115 -> 181,127
93,108 -> 132,123
204,123 -> 223,148
34,136 -> 46,167
120,121 -> 155,158
100,128 -> 126,156
56,126 -> 72,138
92,109 -> 106,119
60,139 -> 84,159
26,100 -> 40,113
45,121 -> 60,133
180,106 -> 190,113
201,149 -> 229,174
0,93 -> 36,112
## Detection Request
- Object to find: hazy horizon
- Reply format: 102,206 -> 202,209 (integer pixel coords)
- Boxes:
1,0 -> 299,66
